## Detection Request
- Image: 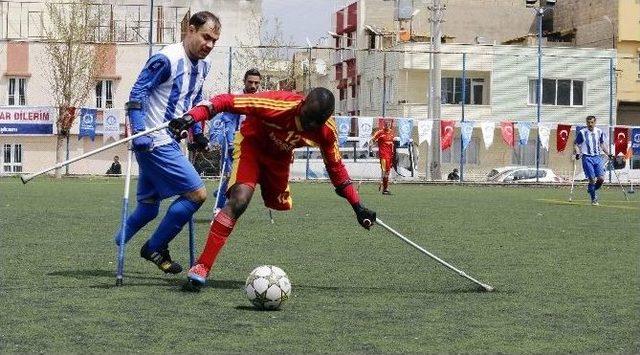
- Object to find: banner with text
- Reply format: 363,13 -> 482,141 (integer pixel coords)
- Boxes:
0,107 -> 55,135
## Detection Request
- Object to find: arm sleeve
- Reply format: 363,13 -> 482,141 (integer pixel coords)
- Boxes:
188,91 -> 302,123
319,123 -> 353,188
574,131 -> 584,145
128,54 -> 171,132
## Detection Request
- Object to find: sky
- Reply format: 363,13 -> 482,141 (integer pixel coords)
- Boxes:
261,0 -> 344,46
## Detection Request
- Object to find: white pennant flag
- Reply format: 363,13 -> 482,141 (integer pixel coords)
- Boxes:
357,116 -> 374,148
538,122 -> 552,151
480,121 -> 495,149
102,109 -> 121,143
417,120 -> 433,146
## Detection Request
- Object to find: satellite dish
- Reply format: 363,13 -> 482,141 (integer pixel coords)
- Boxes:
315,59 -> 327,75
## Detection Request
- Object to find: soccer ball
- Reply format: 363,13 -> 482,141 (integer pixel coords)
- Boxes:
244,265 -> 292,310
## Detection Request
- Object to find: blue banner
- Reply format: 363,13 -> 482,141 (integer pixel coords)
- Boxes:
335,116 -> 350,147
460,121 -> 474,151
397,118 -> 413,147
78,108 -> 97,141
516,121 -> 532,145
0,107 -> 54,135
632,128 -> 640,156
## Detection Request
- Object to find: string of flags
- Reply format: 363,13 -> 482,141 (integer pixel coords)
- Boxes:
334,116 -> 640,157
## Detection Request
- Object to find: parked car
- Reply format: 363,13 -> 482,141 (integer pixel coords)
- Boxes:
486,166 -> 527,181
492,167 -> 564,183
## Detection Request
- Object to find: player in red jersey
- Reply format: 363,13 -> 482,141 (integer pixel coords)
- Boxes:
370,120 -> 395,194
169,88 -> 377,290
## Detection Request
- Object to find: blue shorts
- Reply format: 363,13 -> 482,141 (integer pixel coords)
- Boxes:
135,141 -> 204,201
581,155 -> 605,180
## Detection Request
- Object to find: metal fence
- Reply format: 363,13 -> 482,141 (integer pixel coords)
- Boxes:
196,44 -> 636,183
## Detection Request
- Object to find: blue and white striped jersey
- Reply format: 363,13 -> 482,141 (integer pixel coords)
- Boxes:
575,127 -> 605,156
129,42 -> 211,147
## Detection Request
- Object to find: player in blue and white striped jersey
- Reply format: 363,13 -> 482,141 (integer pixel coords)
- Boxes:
113,11 -> 221,274
574,115 -> 614,205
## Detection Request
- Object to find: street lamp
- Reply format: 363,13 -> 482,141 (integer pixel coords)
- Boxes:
526,0 -> 556,182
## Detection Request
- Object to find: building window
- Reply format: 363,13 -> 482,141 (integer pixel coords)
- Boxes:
512,141 -> 548,166
3,143 -> 22,173
441,78 -> 485,105
95,80 -> 113,108
7,77 -> 27,106
442,137 -> 480,164
528,78 -> 584,106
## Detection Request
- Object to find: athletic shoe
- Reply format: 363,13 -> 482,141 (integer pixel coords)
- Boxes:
187,263 -> 209,286
140,241 -> 183,274
382,190 -> 392,195
591,200 -> 599,206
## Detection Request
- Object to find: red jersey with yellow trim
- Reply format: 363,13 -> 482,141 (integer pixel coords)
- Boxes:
372,128 -> 395,158
199,91 -> 350,187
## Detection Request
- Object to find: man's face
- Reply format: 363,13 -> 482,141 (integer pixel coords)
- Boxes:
243,75 -> 261,94
185,21 -> 220,60
586,117 -> 596,130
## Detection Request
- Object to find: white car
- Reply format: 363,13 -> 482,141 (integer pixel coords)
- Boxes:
491,167 -> 564,183
486,166 -> 527,181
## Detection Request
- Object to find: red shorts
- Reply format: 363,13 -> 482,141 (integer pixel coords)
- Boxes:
228,132 -> 293,210
379,155 -> 393,173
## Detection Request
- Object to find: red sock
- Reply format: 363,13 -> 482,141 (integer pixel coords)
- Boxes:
197,211 -> 236,270
383,176 -> 389,190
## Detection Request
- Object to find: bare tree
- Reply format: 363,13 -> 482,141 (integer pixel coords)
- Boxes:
42,0 -> 105,178
232,13 -> 296,92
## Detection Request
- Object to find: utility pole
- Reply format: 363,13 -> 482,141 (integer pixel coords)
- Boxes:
428,0 -> 445,180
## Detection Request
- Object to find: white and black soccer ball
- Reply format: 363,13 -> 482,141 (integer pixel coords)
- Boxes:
244,265 -> 292,310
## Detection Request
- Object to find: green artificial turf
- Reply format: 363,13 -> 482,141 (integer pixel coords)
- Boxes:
1,177 -> 638,353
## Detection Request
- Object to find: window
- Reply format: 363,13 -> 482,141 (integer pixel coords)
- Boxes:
7,77 -> 26,106
441,77 -> 485,105
512,141 -> 548,166
528,78 -> 584,106
2,143 -> 22,173
442,137 -> 480,164
95,80 -> 113,108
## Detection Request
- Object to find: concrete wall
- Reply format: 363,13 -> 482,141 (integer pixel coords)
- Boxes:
553,0 -> 618,49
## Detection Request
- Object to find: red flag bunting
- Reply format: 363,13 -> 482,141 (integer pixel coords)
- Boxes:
500,121 -> 515,148
614,126 -> 629,156
440,120 -> 455,150
556,124 -> 572,152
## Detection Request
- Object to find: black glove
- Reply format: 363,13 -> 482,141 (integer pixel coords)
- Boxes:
608,154 -> 615,161
352,203 -> 376,230
168,115 -> 195,141
188,133 -> 209,151
575,154 -> 581,160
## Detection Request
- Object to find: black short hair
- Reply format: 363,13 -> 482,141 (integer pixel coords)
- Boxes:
305,87 -> 335,125
189,11 -> 221,31
586,115 -> 596,121
244,68 -> 262,81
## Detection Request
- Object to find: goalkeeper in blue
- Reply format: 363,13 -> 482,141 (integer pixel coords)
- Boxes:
209,68 -> 261,215
574,115 -> 614,206
113,11 -> 221,274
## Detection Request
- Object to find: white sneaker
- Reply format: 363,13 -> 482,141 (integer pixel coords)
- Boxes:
591,200 -> 599,206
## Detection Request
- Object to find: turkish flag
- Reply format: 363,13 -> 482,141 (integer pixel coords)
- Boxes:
614,126 -> 629,156
500,121 -> 515,147
556,124 -> 572,152
440,120 -> 455,150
